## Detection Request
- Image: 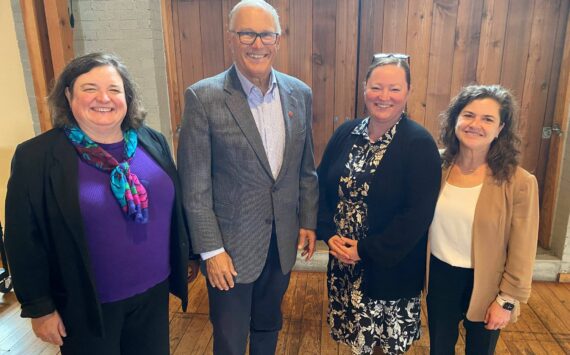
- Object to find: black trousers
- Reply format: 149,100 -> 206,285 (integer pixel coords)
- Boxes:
427,255 -> 500,355
207,229 -> 291,355
61,279 -> 170,355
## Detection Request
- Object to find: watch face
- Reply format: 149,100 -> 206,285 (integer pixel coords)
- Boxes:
503,302 -> 515,311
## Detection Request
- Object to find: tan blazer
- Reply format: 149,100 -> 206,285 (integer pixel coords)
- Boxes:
427,166 -> 539,322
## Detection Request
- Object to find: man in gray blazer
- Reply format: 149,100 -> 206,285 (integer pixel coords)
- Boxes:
177,1 -> 318,354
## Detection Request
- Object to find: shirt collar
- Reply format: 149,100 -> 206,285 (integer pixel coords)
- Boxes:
352,117 -> 371,138
352,116 -> 403,142
235,66 -> 278,97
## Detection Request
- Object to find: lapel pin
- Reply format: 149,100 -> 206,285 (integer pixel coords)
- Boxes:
288,111 -> 294,118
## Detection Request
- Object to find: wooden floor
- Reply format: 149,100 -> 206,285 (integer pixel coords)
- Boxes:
1,272 -> 570,354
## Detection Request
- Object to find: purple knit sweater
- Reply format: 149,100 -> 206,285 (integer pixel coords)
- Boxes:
78,142 -> 173,303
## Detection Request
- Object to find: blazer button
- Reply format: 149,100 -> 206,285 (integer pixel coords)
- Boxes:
272,186 -> 278,193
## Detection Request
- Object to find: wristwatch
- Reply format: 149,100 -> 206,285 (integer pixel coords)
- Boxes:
495,296 -> 515,311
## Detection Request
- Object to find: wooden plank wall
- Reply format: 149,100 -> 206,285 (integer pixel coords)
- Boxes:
356,0 -> 568,191
169,0 -> 569,186
170,0 -> 358,162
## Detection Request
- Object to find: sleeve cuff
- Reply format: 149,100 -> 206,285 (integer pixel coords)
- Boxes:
20,297 -> 56,319
200,248 -> 225,260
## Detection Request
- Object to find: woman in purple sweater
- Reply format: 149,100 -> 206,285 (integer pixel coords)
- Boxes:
4,53 -> 198,355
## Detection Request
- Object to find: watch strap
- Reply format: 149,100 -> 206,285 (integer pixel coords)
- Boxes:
495,295 -> 515,311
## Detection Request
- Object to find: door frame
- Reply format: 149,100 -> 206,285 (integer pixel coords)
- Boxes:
538,18 -> 570,249
19,0 -> 75,132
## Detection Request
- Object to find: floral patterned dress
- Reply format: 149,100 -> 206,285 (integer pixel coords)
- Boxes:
327,118 -> 421,355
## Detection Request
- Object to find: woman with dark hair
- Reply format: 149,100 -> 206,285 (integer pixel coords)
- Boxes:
317,54 -> 441,354
427,85 -> 539,354
4,52 -> 198,354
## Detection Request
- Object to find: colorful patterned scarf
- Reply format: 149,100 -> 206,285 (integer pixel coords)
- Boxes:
64,126 -> 149,223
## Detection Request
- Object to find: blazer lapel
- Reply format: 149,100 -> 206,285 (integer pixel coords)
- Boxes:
137,128 -> 177,179
472,171 -> 501,234
275,73 -> 298,184
442,165 -> 500,248
224,67 -> 273,179
49,133 -> 93,272
441,166 -> 450,187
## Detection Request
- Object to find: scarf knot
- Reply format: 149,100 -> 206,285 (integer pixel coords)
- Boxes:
64,126 -> 149,223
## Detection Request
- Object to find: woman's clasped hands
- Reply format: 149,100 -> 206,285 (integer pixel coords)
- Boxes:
327,235 -> 360,265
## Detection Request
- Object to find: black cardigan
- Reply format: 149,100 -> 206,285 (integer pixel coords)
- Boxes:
317,116 -> 441,300
4,126 -> 192,337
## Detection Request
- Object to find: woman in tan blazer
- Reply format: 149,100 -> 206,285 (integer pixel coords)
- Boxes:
426,85 -> 539,355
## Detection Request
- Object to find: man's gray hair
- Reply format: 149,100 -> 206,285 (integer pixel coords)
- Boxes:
229,0 -> 282,34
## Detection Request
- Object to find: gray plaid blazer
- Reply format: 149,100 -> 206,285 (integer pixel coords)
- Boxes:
177,66 -> 318,283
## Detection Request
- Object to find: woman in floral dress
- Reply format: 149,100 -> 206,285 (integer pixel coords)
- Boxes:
317,54 -> 441,354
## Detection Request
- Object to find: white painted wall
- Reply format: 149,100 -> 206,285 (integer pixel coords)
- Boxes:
0,1 -> 35,222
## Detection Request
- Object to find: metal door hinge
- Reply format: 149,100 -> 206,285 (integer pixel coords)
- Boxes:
542,123 -> 564,139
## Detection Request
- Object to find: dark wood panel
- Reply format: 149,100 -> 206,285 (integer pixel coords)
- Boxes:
476,0 -> 509,84
269,0 -> 290,74
288,0 -> 313,88
199,0 -> 225,78
424,0 -> 459,138
449,0 -> 484,97
406,0 -> 433,126
356,0 -> 385,118
333,0 -> 359,130
500,0 -> 534,100
221,0 -> 241,69
382,0 -> 409,53
177,0 -> 203,90
312,0 -> 337,163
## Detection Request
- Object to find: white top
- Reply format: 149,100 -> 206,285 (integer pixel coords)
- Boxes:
429,182 -> 482,268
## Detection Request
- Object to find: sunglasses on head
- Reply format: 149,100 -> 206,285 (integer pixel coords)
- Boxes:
372,53 -> 410,63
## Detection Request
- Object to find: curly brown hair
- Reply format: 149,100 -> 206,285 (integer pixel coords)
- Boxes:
48,52 -> 146,130
440,84 -> 521,182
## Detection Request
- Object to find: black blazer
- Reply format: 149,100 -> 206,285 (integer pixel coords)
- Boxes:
317,116 -> 441,300
4,126 -> 191,337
